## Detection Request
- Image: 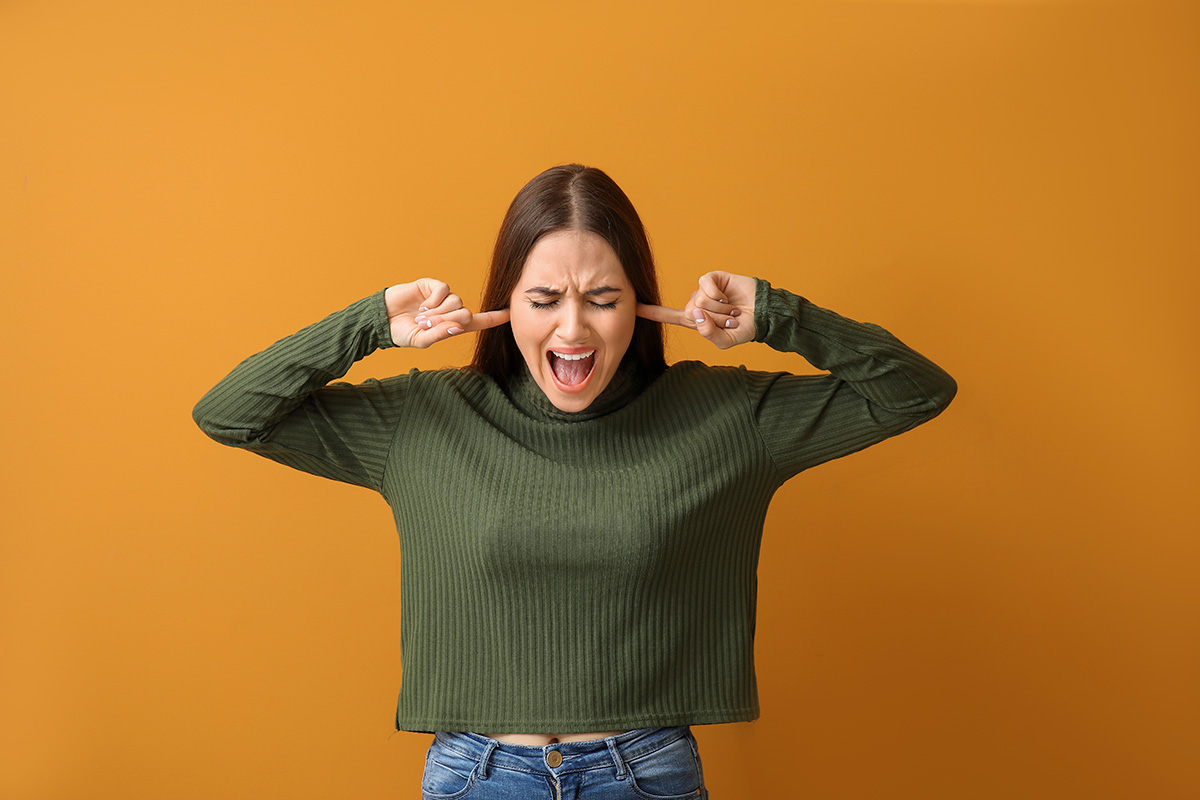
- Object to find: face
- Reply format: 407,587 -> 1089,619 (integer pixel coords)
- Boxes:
508,229 -> 637,413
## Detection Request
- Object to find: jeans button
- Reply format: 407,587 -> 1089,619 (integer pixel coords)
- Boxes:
546,749 -> 563,768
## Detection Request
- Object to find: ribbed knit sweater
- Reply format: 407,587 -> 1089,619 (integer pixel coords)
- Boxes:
193,279 -> 956,734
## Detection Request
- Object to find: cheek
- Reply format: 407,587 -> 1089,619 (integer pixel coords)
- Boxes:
509,311 -> 545,356
608,310 -> 637,352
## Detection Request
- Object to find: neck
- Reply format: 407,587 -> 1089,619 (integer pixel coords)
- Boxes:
505,359 -> 645,422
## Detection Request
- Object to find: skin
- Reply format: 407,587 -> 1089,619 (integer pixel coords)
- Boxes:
383,246 -> 758,355
383,241 -> 759,743
508,230 -> 636,413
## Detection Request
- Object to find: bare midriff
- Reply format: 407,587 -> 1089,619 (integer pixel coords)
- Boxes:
480,731 -> 630,746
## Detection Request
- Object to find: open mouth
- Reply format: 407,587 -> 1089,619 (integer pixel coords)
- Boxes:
547,349 -> 596,390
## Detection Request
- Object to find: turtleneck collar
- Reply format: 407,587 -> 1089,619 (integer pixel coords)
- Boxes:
505,359 -> 646,423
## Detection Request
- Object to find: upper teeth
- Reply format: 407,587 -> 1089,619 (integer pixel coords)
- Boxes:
552,350 -> 594,361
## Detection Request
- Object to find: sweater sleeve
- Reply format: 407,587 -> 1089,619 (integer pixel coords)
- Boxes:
191,289 -> 407,493
744,279 -> 957,482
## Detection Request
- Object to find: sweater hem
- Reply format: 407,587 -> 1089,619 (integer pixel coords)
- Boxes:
394,707 -> 761,734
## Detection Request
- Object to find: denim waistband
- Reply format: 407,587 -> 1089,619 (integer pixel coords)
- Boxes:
432,726 -> 692,780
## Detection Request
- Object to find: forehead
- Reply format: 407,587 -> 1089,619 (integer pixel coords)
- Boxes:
518,230 -> 631,290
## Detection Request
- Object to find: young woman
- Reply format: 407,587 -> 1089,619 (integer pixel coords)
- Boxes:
194,164 -> 956,799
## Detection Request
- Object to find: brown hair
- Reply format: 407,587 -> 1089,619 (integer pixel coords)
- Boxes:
471,164 -> 667,381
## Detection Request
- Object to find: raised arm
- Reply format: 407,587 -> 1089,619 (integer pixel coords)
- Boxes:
192,280 -> 509,491
640,272 -> 956,481
747,278 -> 955,478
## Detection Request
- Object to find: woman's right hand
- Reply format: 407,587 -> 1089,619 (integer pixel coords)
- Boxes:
384,278 -> 510,348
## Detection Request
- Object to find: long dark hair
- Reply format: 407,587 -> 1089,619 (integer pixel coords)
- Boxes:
471,164 -> 667,381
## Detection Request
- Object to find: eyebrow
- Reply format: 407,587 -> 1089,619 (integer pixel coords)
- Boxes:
524,285 -> 623,296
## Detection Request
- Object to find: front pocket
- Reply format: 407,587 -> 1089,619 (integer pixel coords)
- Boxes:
421,745 -> 478,799
625,734 -> 704,800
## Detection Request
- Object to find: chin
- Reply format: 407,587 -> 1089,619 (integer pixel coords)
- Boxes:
538,374 -> 601,412
549,392 -> 597,413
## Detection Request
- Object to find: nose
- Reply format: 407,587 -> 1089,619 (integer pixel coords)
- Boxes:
557,299 -> 588,342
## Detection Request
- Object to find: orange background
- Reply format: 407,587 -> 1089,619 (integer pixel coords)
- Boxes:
3,1 -> 1197,797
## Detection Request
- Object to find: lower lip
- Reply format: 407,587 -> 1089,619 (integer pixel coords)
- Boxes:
547,353 -> 597,394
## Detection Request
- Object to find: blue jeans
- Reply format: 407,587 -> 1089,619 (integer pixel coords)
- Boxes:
421,727 -> 709,799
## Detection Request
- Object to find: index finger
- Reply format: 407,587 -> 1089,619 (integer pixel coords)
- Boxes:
636,303 -> 694,327
464,308 -> 511,332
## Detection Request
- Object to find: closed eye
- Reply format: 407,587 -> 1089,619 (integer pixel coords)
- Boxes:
527,299 -> 619,310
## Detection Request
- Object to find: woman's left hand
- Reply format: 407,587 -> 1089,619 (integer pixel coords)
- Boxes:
637,271 -> 757,350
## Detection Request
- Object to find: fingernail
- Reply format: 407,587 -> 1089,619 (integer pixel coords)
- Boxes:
730,308 -> 741,317
415,315 -> 426,323
447,326 -> 463,335
420,319 -> 433,329
694,314 -> 705,324
418,306 -> 428,313
718,298 -> 728,303
725,319 -> 738,328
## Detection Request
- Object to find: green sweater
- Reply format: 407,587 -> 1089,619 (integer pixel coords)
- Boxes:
193,280 -> 956,733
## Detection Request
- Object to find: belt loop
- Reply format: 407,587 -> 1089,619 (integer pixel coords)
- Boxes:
478,739 -> 498,780
604,735 -> 627,780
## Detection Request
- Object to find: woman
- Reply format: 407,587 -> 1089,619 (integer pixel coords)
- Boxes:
194,164 -> 956,799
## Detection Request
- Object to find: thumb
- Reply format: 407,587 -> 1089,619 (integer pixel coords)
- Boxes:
408,319 -> 466,349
